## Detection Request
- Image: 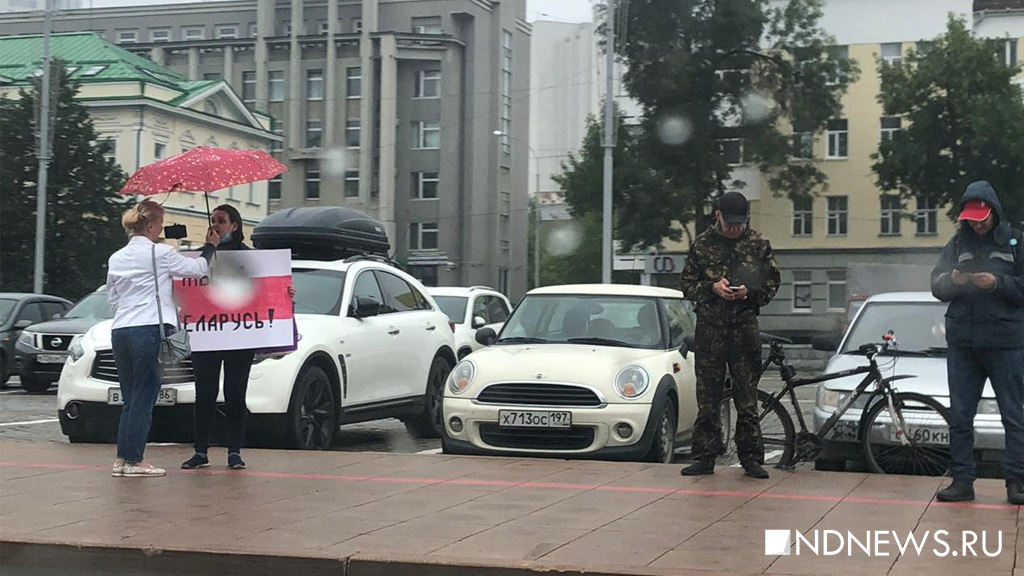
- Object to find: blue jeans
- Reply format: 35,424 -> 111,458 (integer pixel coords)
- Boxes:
111,325 -> 164,463
947,345 -> 1024,483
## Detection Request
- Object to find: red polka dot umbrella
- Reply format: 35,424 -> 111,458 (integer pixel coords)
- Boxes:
120,146 -> 288,215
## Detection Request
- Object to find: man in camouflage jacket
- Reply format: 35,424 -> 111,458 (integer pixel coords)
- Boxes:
679,192 -> 781,479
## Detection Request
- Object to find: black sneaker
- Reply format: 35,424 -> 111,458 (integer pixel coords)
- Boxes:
227,453 -> 246,470
680,458 -> 715,476
181,453 -> 209,470
1007,480 -> 1024,505
936,480 -> 975,502
741,460 -> 769,479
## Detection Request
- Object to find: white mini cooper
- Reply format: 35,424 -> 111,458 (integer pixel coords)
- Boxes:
441,284 -> 699,463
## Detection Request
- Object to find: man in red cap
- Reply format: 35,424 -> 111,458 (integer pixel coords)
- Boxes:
931,181 -> 1024,504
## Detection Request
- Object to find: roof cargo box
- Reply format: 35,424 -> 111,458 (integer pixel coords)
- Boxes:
251,207 -> 390,260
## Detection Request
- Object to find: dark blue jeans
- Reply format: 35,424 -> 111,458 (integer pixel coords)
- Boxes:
111,324 -> 164,463
947,345 -> 1024,483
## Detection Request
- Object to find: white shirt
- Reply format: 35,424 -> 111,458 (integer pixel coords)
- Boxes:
107,236 -> 210,330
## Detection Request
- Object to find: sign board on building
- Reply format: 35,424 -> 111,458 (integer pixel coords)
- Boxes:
644,255 -> 686,274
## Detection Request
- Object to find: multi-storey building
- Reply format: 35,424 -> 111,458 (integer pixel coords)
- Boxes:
0,0 -> 83,13
0,0 -> 532,297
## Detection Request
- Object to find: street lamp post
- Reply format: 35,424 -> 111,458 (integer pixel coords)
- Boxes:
493,130 -> 540,289
33,0 -> 54,294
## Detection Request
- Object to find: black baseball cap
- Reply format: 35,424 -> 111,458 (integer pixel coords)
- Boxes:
717,192 -> 749,224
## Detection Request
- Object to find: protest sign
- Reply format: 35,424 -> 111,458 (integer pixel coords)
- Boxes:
173,249 -> 294,352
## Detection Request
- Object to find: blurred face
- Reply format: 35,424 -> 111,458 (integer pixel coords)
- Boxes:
968,213 -> 996,236
716,211 -> 746,239
145,215 -> 164,242
210,210 -> 238,239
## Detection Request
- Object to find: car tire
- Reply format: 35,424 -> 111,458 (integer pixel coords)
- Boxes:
644,396 -> 678,463
285,366 -> 337,450
0,354 -> 8,388
21,376 -> 52,394
404,356 -> 452,440
814,458 -> 847,472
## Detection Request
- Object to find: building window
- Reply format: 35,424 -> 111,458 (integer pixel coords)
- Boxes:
202,72 -> 221,81
827,270 -> 846,311
241,71 -> 256,103
826,45 -> 849,85
1002,39 -> 1018,67
305,167 -> 321,200
215,25 -> 238,39
116,30 -> 137,44
306,69 -> 324,101
411,17 -> 442,35
791,130 -> 814,159
881,42 -> 902,66
792,197 -> 813,237
319,21 -> 329,34
353,19 -> 362,34
306,119 -> 323,148
826,119 -> 848,159
916,41 -> 934,56
154,142 -> 167,160
183,27 -> 205,41
344,171 -> 360,198
880,117 -> 901,143
827,196 -> 848,237
720,138 -> 744,165
498,268 -> 510,296
101,138 -> 117,164
416,70 -> 441,99
916,196 -> 938,236
345,118 -> 361,148
408,265 -> 439,288
346,67 -> 362,98
413,171 -> 439,200
268,175 -> 282,200
500,30 -> 513,154
250,23 -> 258,38
268,70 -> 284,102
409,222 -> 439,250
149,28 -> 170,42
792,271 -> 813,311
270,118 -> 283,151
414,121 -> 440,149
880,196 -> 902,236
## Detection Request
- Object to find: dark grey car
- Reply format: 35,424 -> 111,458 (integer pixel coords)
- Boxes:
0,293 -> 74,388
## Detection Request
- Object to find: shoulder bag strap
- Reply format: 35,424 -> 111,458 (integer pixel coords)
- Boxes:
151,244 -> 170,344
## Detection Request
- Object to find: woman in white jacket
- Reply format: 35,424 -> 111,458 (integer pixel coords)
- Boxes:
106,200 -> 217,478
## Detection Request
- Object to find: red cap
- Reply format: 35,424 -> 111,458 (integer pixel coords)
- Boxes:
958,199 -> 992,222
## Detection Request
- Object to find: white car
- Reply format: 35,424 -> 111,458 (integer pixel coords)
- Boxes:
57,256 -> 458,449
812,292 -> 1002,471
441,284 -> 698,463
428,286 -> 513,360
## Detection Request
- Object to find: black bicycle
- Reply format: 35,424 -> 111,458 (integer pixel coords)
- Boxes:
705,331 -> 952,476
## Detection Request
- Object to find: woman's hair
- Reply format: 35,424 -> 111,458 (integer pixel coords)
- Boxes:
213,204 -> 245,243
121,200 -> 165,236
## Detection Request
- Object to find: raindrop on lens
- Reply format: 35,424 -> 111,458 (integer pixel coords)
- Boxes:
546,223 -> 583,257
741,92 -> 774,124
656,114 -> 693,146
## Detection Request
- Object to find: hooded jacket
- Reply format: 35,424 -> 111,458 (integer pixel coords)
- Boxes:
931,181 -> 1024,349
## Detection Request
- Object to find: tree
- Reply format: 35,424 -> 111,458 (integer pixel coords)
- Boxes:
606,0 -> 858,234
0,66 -> 128,300
872,17 -> 1024,225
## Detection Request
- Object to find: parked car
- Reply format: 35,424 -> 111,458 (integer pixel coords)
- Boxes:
0,293 -> 73,388
428,286 -> 513,360
811,292 -> 1001,471
14,287 -> 113,394
441,284 -> 698,463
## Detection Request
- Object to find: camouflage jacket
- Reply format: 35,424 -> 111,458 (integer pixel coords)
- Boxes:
679,225 -> 781,326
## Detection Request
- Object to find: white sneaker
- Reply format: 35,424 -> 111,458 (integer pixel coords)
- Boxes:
122,463 -> 166,477
111,461 -> 124,477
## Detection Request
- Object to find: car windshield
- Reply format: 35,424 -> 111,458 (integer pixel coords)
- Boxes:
497,294 -> 664,349
841,301 -> 948,355
292,269 -> 347,315
433,296 -> 468,324
0,299 -> 15,325
65,292 -> 114,320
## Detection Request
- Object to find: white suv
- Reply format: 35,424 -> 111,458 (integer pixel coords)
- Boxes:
57,256 -> 457,450
428,287 -> 513,360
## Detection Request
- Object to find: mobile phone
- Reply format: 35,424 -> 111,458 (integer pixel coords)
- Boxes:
164,223 -> 187,239
729,286 -> 742,292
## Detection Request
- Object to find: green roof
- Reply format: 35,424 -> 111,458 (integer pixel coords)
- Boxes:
0,32 -> 188,89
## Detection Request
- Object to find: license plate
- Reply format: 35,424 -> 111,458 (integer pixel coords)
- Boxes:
107,387 -> 177,406
498,410 -> 571,428
889,425 -> 949,445
37,354 -> 67,364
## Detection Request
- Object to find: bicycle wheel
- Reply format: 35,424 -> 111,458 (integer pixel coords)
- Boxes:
861,391 -> 951,476
718,389 -> 795,467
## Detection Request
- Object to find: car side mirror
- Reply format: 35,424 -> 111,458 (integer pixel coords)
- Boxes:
472,316 -> 487,329
812,334 -> 841,353
351,296 -> 382,319
14,319 -> 32,330
680,334 -> 696,359
475,327 -> 497,346
52,313 -> 63,320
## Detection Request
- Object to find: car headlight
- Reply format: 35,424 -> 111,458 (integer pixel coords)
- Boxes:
817,387 -> 841,410
68,336 -> 85,363
17,331 -> 37,349
613,366 -> 650,399
448,360 -> 476,394
978,399 -> 1000,415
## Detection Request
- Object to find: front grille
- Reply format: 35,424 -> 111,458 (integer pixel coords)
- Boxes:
478,423 -> 595,450
91,350 -> 194,385
40,334 -> 73,351
476,383 -> 602,407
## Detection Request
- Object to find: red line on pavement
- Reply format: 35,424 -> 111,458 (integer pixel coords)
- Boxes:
1,461 -> 1018,511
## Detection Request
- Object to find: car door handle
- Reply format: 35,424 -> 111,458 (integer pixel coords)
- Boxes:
388,328 -> 400,336
426,325 -> 437,331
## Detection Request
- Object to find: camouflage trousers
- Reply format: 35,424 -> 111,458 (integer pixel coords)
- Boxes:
691,318 -> 765,463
